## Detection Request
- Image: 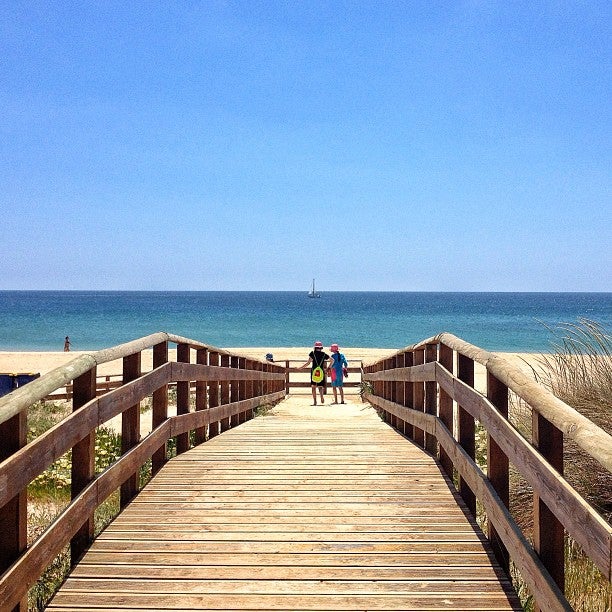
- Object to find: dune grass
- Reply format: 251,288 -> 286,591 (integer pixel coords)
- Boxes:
509,319 -> 612,610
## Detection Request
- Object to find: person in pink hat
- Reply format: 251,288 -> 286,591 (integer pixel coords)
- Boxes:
327,343 -> 348,404
300,341 -> 330,405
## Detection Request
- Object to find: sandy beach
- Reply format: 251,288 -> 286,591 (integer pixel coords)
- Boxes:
0,346 -> 540,389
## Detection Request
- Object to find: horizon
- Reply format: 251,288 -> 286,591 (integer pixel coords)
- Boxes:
1,288 -> 612,295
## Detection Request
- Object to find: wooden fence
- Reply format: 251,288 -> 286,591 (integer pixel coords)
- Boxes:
0,333 -> 286,611
362,333 -> 612,612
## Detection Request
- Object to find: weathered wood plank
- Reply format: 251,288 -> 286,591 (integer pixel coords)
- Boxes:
70,563 -> 509,580
50,590 -> 519,611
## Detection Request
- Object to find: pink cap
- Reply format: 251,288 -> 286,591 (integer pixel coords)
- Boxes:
314,341 -> 323,348
330,343 -> 339,352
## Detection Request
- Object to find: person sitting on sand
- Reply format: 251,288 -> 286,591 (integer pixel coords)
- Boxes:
327,343 -> 348,404
300,341 -> 329,405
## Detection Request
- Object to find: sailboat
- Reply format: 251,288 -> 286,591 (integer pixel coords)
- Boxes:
308,278 -> 321,298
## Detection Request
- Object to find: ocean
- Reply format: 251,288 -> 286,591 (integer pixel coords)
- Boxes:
0,291 -> 610,353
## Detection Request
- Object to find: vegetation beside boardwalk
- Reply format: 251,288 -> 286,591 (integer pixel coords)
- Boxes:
26,400 -> 123,610
500,319 -> 611,611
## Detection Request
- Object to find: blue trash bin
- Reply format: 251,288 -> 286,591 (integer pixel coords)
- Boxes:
15,373 -> 40,387
0,373 -> 41,397
0,374 -> 15,397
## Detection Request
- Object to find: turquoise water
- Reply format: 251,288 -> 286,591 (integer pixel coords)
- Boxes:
0,291 -> 610,352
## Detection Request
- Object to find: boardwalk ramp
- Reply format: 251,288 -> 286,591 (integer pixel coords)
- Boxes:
48,397 -> 520,611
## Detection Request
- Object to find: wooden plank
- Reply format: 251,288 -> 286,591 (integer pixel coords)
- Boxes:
0,365 -> 175,509
70,563 -> 509,580
47,398 -> 521,612
48,593 -> 520,611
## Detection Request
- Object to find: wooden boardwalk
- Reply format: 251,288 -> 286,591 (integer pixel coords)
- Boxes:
48,396 -> 521,611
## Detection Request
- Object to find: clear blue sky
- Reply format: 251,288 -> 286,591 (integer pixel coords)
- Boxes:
1,1 -> 610,291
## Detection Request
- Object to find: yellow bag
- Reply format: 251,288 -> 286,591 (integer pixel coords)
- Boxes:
311,366 -> 325,384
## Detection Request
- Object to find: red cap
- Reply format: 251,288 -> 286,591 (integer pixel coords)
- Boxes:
314,341 -> 323,348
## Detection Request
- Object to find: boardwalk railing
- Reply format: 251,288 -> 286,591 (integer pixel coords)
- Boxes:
0,333 -> 286,611
46,360 -> 364,400
363,333 -> 612,612
283,360 -> 363,393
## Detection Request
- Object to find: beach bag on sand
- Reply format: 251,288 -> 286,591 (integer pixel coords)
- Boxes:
312,366 -> 325,384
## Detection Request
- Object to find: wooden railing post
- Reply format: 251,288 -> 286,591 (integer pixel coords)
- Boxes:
230,356 -> 240,428
395,352 -> 406,435
438,343 -> 454,478
403,351 -> 414,440
220,354 -> 231,432
71,366 -> 97,561
424,343 -> 438,455
152,341 -> 168,474
533,413 -> 565,598
487,371 -> 510,574
373,360 -> 383,409
120,352 -> 141,508
246,359 -> 255,403
457,352 -> 476,517
389,356 -> 397,429
238,357 -> 247,423
0,409 -> 27,612
380,359 -> 387,414
195,348 -> 208,445
278,362 -> 285,395
412,348 -> 425,447
284,360 -> 290,394
208,352 -> 220,439
176,343 -> 191,454
254,361 -> 263,400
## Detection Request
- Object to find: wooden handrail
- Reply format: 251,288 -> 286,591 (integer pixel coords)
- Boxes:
0,332 -> 273,427
0,333 -> 287,611
362,335 -> 612,612
402,332 -> 612,473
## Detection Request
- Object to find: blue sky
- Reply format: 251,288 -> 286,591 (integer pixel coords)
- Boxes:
1,1 -> 610,291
